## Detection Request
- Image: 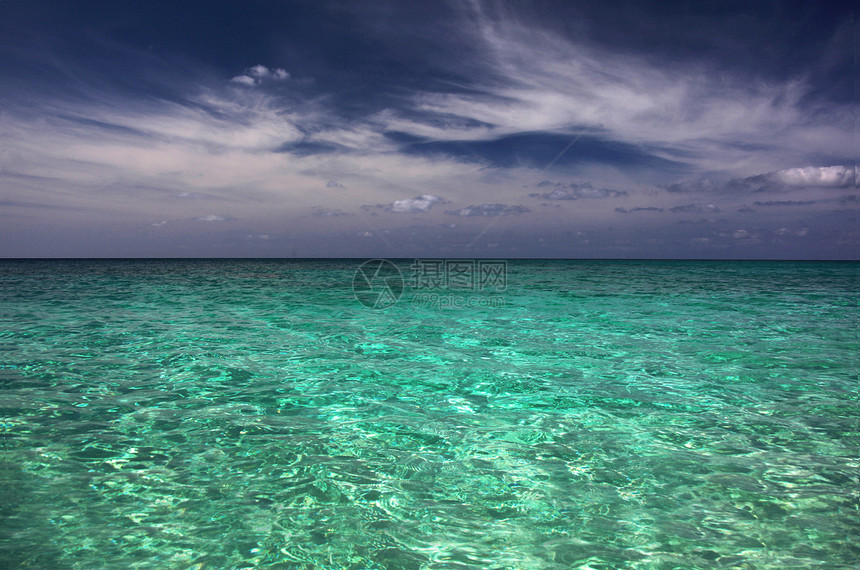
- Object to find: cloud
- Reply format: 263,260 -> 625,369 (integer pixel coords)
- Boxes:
249,65 -> 289,80
42,89 -> 305,153
665,166 -> 855,196
379,4 -> 853,174
726,165 -> 854,193
230,75 -> 257,86
665,179 -> 718,194
670,203 -> 721,214
530,181 -> 626,200
774,227 -> 809,236
231,65 -> 290,87
615,207 -> 664,213
387,194 -> 445,213
0,2 -> 853,259
753,200 -> 817,206
311,207 -> 354,217
775,166 -> 854,187
444,204 -> 530,217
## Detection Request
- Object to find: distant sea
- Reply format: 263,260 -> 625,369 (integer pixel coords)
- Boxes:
1,259 -> 857,568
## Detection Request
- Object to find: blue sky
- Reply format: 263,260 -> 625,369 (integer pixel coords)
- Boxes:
0,0 -> 855,258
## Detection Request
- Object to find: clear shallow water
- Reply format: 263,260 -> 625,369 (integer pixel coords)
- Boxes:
1,259 -> 857,569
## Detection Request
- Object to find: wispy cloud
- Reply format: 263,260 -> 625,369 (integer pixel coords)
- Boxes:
615,207 -> 664,214
670,204 -> 721,214
231,65 -> 290,87
0,0 -> 852,258
195,214 -> 232,222
378,4 -> 853,173
753,200 -> 817,207
530,181 -> 627,200
444,203 -> 530,216
311,207 -> 354,217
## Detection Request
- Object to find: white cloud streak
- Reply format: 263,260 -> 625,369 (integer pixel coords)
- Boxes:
375,3 -> 852,174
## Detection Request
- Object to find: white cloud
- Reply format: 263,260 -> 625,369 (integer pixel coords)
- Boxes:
774,166 -> 854,187
374,4 -> 853,172
230,75 -> 257,86
370,109 -> 495,142
196,215 -> 229,222
309,125 -> 393,151
668,164 -> 855,196
0,84 -> 497,231
388,194 -> 445,213
231,65 -> 290,86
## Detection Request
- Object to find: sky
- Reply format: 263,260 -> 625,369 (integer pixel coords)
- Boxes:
0,0 -> 855,259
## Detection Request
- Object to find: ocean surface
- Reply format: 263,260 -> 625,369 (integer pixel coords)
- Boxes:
1,259 -> 857,569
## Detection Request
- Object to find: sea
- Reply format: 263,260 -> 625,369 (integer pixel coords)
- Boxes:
1,259 -> 857,569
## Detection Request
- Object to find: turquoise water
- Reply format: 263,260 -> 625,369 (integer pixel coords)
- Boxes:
1,260 -> 857,569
